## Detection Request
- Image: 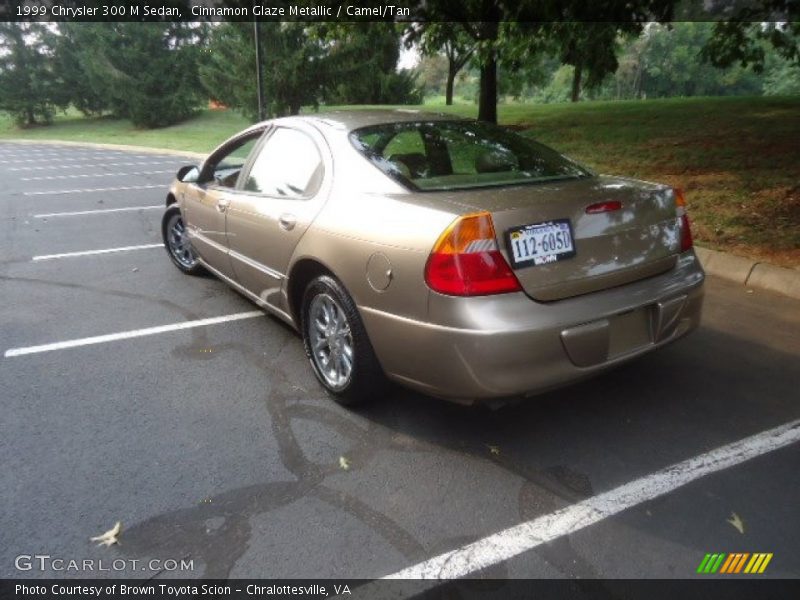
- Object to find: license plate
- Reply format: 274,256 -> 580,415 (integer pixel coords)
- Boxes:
505,219 -> 576,268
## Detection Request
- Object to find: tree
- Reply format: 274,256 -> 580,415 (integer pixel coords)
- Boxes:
200,23 -> 328,120
409,0 -> 675,122
65,23 -> 206,128
409,22 -> 476,105
0,23 -> 61,127
641,23 -> 762,98
548,23 -> 636,102
51,23 -> 111,117
322,22 -> 422,105
416,53 -> 450,97
704,21 -> 800,72
762,52 -> 800,95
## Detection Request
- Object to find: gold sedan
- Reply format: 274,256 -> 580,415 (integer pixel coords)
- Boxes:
162,110 -> 704,405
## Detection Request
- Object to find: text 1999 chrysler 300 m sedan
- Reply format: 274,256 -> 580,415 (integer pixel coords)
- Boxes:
162,110 -> 704,405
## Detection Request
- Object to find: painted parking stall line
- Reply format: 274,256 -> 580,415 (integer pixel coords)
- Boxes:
2,157 -> 150,164
382,418 -> 800,580
9,161 -> 177,171
4,311 -> 264,358
21,170 -> 173,181
25,184 -> 164,196
33,243 -> 163,261
34,205 -> 163,218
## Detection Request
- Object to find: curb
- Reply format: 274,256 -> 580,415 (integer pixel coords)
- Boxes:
694,247 -> 800,301
2,138 -> 206,161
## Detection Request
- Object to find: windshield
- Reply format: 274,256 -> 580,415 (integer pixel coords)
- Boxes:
349,120 -> 591,192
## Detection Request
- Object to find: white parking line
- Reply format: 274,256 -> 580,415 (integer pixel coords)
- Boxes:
25,185 -> 163,196
0,152 -> 74,156
33,243 -> 163,261
2,157 -> 142,164
4,311 -> 264,358
34,206 -> 163,218
10,161 -> 174,171
21,170 -> 173,181
382,418 -> 800,580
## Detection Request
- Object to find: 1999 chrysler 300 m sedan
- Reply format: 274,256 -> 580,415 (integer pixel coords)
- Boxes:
162,110 -> 704,405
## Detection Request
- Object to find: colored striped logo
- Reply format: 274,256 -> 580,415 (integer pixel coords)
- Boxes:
696,553 -> 773,574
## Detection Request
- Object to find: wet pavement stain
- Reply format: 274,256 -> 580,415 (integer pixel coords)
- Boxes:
116,330 -> 606,579
2,276 -> 605,578
118,336 -> 431,577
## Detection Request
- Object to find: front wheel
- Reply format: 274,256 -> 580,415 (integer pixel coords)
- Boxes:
162,205 -> 203,275
301,275 -> 384,406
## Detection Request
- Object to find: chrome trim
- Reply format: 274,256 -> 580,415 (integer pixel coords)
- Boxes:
197,258 -> 296,329
188,229 -> 228,254
190,229 -> 285,281
228,248 -> 285,281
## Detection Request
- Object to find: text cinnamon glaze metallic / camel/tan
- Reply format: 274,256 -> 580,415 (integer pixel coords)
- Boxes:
162,110 -> 704,406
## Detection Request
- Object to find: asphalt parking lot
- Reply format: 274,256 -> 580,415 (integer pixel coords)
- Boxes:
1,142 -> 799,584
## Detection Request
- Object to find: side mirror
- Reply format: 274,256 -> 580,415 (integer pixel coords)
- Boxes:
177,165 -> 200,183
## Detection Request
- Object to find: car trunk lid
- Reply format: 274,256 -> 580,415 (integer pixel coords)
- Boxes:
438,175 -> 681,302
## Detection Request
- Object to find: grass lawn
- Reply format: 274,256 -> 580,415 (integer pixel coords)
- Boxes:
0,108 -> 249,153
2,96 -> 798,266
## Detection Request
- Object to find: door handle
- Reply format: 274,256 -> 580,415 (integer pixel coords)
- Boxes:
278,213 -> 297,231
216,198 -> 231,213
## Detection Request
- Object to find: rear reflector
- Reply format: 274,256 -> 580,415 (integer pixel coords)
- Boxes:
425,212 -> 522,296
674,188 -> 694,251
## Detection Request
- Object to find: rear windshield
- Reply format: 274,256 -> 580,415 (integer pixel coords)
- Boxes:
349,120 -> 591,192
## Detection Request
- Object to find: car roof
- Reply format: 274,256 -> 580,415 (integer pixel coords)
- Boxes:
259,109 -> 471,134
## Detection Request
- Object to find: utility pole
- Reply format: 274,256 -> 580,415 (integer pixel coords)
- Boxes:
254,19 -> 266,121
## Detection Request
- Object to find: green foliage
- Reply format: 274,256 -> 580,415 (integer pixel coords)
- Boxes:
323,23 -> 423,105
535,23 -> 631,102
416,54 -> 450,96
762,59 -> 800,95
0,23 -> 61,127
98,24 -> 204,128
410,1 -> 676,120
526,23 -> 787,103
200,23 -> 327,121
200,22 -> 420,121
704,20 -> 800,71
638,23 -> 763,97
48,23 -> 205,128
198,24 -> 258,120
408,22 -> 476,105
51,24 -> 111,117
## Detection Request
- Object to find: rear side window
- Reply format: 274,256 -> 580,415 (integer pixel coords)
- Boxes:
350,120 -> 590,192
243,128 -> 324,198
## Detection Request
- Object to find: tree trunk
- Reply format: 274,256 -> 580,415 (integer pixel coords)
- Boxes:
26,106 -> 35,127
445,60 -> 456,106
477,50 -> 497,124
571,63 -> 583,103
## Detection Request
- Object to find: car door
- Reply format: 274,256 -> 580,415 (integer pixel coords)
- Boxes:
182,131 -> 265,279
224,125 -> 329,313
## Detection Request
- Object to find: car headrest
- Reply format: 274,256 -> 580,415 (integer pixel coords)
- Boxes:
388,153 -> 428,178
475,150 -> 517,173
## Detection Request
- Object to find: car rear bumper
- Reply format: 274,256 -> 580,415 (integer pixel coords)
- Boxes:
360,250 -> 705,401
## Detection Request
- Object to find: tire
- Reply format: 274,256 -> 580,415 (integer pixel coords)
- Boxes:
301,275 -> 385,406
162,205 -> 204,275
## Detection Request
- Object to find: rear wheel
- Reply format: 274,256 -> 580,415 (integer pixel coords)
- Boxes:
162,206 -> 203,275
301,275 -> 384,406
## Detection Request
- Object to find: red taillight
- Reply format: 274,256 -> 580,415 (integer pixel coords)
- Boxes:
674,188 -> 693,251
425,212 -> 522,296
